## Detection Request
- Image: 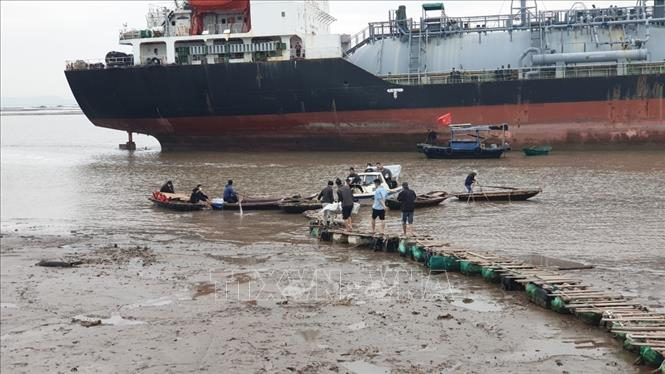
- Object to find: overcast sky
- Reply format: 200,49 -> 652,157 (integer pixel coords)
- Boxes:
0,0 -> 638,102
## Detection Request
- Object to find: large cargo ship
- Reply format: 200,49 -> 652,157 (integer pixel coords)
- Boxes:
65,0 -> 665,151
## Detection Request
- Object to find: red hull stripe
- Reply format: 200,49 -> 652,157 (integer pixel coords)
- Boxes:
93,99 -> 665,145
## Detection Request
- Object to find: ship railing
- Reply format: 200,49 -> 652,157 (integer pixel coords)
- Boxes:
344,4 -> 662,55
380,61 -> 665,85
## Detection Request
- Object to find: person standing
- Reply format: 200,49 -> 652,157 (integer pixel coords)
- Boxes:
464,171 -> 478,193
224,180 -> 239,203
317,180 -> 335,205
337,179 -> 355,231
371,178 -> 387,235
376,162 -> 395,188
397,182 -> 417,236
425,129 -> 438,145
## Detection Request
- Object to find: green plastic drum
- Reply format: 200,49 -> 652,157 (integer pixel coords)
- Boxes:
411,245 -> 425,262
578,311 -> 602,326
481,267 -> 500,283
459,260 -> 482,275
640,346 -> 665,367
550,297 -> 569,314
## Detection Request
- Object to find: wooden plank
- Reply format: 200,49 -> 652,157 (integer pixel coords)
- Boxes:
604,317 -> 665,322
567,302 -> 640,308
611,327 -> 665,332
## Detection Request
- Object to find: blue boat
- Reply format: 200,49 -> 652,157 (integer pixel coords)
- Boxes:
422,124 -> 508,159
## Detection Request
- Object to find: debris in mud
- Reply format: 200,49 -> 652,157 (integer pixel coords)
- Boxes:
79,246 -> 157,266
233,272 -> 254,284
276,300 -> 288,305
193,282 -> 216,299
205,253 -> 271,265
462,298 -> 474,304
36,260 -> 83,268
437,313 -> 454,320
334,297 -> 353,306
72,314 -> 144,326
71,315 -> 102,327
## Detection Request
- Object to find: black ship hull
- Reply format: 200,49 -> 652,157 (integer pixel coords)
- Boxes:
65,58 -> 665,151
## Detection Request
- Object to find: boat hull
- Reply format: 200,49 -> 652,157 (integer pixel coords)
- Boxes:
454,189 -> 542,201
149,197 -> 206,211
64,58 -> 665,151
423,146 -> 504,159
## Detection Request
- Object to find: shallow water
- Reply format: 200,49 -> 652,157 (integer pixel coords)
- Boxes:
1,114 -> 664,302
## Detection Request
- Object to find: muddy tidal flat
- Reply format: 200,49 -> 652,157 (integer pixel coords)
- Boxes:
1,115 -> 664,373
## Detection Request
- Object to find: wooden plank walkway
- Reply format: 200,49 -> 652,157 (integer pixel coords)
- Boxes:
308,222 -> 665,368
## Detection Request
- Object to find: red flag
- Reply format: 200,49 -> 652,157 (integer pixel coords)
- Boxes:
436,113 -> 452,126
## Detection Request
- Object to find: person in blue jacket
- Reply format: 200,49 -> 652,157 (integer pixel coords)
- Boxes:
464,171 -> 478,193
224,180 -> 239,203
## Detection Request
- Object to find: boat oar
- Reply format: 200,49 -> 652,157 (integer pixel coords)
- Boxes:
483,185 -> 518,190
236,192 -> 244,216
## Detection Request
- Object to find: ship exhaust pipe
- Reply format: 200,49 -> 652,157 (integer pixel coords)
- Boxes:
531,49 -> 648,65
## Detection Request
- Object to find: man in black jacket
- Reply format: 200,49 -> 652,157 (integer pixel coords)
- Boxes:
317,181 -> 335,204
337,180 -> 355,231
160,180 -> 174,193
190,184 -> 209,204
397,182 -> 417,236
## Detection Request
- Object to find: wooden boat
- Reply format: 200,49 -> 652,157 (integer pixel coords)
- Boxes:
279,200 -> 324,213
211,197 -> 283,210
423,145 -> 504,159
278,193 -> 322,213
385,191 -> 449,210
149,192 -> 207,211
454,188 -> 542,201
523,145 -> 552,156
421,124 -> 508,159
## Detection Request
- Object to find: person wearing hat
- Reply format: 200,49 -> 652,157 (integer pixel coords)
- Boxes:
397,182 -> 417,236
224,180 -> 239,203
464,171 -> 478,193
160,180 -> 174,193
190,184 -> 209,204
371,178 -> 387,235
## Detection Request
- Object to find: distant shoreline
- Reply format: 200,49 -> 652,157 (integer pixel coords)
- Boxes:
0,109 -> 83,116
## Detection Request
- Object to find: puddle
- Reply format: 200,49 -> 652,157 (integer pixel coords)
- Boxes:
102,315 -> 145,326
340,361 -> 390,374
521,254 -> 592,270
450,297 -> 502,312
500,336 -> 614,362
73,314 -> 145,327
122,296 -> 173,310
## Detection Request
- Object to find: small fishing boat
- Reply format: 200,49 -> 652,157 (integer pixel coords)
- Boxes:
149,192 -> 207,211
454,188 -> 542,201
385,191 -> 449,210
421,124 -> 509,160
211,197 -> 284,210
523,145 -> 552,156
